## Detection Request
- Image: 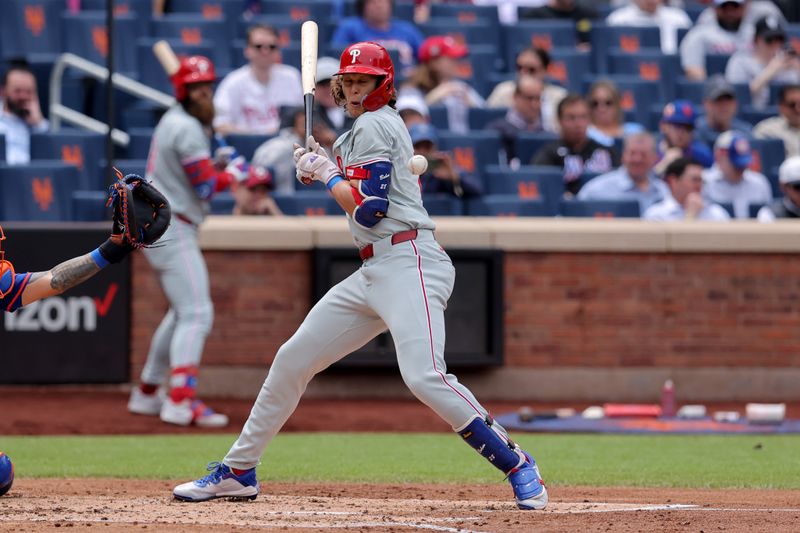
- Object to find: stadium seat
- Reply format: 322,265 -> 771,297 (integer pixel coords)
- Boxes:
484,165 -> 564,215
0,163 -> 79,221
72,189 -> 110,221
750,137 -> 786,176
466,195 -> 550,217
170,0 -> 242,40
428,106 -> 448,130
262,0 -> 335,21
1,0 -> 63,59
122,101 -> 166,130
210,191 -> 236,215
503,20 -> 578,71
718,202 -> 735,218
30,130 -> 107,190
548,49 -> 592,93
224,134 -> 273,160
705,53 -> 731,76
458,44 -> 504,97
513,132 -> 560,166
436,131 -> 503,184
419,19 -> 500,49
676,79 -> 751,107
137,37 -> 217,94
429,4 -> 500,30
111,159 -> 147,180
591,25 -> 661,74
342,0 -> 414,21
749,203 -> 767,218
0,135 -> 5,162
81,0 -> 151,19
740,107 -> 779,128
559,199 -> 641,218
149,14 -> 231,68
62,13 -> 139,76
471,108 -> 507,130
422,194 -> 464,216
607,50 -> 681,101
273,191 -> 338,216
126,128 -> 154,159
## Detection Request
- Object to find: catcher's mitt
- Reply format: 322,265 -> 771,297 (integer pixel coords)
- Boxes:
107,169 -> 171,249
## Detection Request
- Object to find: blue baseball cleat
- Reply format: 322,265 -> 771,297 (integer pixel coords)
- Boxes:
173,462 -> 258,502
508,452 -> 548,510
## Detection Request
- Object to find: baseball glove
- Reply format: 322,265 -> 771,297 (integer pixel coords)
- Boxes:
108,168 -> 171,243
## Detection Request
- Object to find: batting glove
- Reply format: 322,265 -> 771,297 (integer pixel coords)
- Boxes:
293,135 -> 327,164
296,150 -> 342,186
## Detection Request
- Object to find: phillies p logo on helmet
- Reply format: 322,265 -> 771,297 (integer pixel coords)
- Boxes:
349,49 -> 361,63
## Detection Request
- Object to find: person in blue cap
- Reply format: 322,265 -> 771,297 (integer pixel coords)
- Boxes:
655,99 -> 714,175
408,122 -> 483,198
702,130 -> 772,218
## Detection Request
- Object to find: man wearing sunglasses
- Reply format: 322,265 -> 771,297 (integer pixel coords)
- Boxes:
757,155 -> 800,221
213,24 -> 303,136
753,84 -> 800,158
726,17 -> 800,110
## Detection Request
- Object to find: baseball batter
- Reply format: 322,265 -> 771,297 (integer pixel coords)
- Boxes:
127,55 -> 248,428
173,42 -> 547,511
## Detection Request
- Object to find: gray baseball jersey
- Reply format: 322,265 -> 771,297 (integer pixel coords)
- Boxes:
223,104 -> 497,469
146,105 -> 212,226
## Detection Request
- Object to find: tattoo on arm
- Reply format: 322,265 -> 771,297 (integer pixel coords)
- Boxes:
50,254 -> 101,292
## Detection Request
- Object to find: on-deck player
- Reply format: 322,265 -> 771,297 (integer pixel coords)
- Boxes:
173,42 -> 548,511
126,55 -> 248,428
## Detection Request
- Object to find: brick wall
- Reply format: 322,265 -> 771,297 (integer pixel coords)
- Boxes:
131,250 -> 800,379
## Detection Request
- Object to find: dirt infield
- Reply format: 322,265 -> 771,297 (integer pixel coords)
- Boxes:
2,389 -> 800,532
2,479 -> 799,532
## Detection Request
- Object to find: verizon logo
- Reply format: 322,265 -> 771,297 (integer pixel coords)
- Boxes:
3,284 -> 118,332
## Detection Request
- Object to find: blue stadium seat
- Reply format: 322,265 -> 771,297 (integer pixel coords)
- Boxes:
459,45 -> 504,97
607,50 -> 681,101
513,132 -> 560,165
0,163 -> 79,221
149,14 -> 231,68
261,0 -> 334,21
560,199 -> 641,218
718,202 -> 735,218
503,21 -> 577,72
419,19 -> 500,49
422,194 -> 464,216
548,49 -> 592,93
62,13 -> 139,75
429,4 -> 500,30
740,106 -> 779,128
705,53 -> 731,76
676,79 -> 751,107
280,40 -> 302,70
471,108 -> 507,130
749,203 -> 767,218
126,128 -> 154,159
72,190 -> 110,221
428,106 -> 449,130
0,135 -> 5,162
684,2 -> 707,22
342,0 -> 414,21
590,25 -> 661,74
210,191 -> 236,215
750,137 -> 786,176
484,165 -> 564,216
122,101 -> 166,129
111,159 -> 147,180
170,0 -> 242,42
30,130 -> 107,190
273,191 -> 338,215
466,195 -> 550,217
1,0 -> 63,59
81,0 -> 151,19
224,134 -> 273,160
137,37 -> 217,94
437,131 -> 503,184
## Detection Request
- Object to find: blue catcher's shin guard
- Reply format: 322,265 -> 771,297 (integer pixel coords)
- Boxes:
457,414 -> 548,510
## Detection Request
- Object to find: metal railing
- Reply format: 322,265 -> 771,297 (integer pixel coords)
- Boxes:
49,53 -> 175,147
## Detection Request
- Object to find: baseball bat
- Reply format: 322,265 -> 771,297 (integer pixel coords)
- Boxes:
300,21 -> 319,149
152,40 -> 180,77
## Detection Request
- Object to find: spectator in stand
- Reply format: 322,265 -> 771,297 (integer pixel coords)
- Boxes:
487,47 -> 567,133
644,157 -> 731,220
213,24 -> 303,136
695,75 -> 753,149
703,131 -> 772,218
251,107 -> 335,195
585,79 -> 645,149
606,0 -> 692,54
753,84 -> 800,157
519,0 -> 599,50
531,94 -> 619,196
396,92 -> 430,128
577,132 -> 669,214
232,166 -> 282,216
695,0 -> 786,38
486,76 -> 551,165
0,64 -> 49,165
680,0 -> 753,81
757,155 -> 800,220
400,36 -> 485,133
472,0 -> 550,26
314,57 -> 355,134
331,0 -> 424,75
655,100 -> 714,175
725,16 -> 800,110
409,122 -> 483,198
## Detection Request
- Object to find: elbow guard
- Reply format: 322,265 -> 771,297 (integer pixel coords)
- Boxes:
347,160 -> 392,228
183,158 -> 233,200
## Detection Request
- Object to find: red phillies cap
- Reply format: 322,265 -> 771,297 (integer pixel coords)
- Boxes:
418,36 -> 468,63
244,165 -> 273,189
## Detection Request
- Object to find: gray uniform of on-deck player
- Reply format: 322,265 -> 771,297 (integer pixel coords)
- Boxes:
138,105 -> 215,385
223,105 -> 495,468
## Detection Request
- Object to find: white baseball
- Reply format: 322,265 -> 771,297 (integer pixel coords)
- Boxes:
407,154 -> 428,175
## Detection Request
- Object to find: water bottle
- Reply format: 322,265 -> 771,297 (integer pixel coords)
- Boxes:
661,379 -> 676,418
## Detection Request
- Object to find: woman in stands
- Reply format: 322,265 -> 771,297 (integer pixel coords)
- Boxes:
585,79 -> 645,148
400,35 -> 485,133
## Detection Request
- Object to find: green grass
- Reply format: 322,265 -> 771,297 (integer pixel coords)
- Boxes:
1,433 -> 799,489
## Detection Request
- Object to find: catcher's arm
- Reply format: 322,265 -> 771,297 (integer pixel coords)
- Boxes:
20,254 -> 104,306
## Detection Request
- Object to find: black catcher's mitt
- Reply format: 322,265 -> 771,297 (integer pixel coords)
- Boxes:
107,170 -> 171,249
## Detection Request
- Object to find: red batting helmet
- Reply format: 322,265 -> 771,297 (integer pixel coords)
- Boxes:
336,42 -> 395,112
171,55 -> 216,101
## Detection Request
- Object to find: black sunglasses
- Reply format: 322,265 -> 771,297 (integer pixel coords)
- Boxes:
251,43 -> 278,51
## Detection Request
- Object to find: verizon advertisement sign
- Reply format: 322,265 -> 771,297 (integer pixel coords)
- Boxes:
0,224 -> 129,383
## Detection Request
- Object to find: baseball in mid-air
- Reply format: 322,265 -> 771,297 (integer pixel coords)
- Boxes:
407,154 -> 428,175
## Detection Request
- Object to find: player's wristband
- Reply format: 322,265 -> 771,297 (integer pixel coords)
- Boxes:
326,175 -> 344,191
97,238 -> 134,265
90,248 -> 110,269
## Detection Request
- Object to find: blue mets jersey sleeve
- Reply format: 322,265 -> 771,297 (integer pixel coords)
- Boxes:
1,270 -> 32,313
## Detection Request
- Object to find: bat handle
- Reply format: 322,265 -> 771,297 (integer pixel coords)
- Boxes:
304,93 -> 314,149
